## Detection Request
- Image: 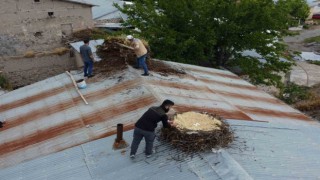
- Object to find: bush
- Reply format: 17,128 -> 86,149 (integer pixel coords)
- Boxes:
306,60 -> 320,66
295,99 -> 320,111
278,83 -> 312,104
0,74 -> 12,90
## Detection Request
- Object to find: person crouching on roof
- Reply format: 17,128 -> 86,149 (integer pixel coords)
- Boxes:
130,100 -> 175,158
0,120 -> 6,128
126,35 -> 149,76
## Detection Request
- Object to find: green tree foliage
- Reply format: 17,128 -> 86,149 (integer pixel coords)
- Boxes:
116,0 -> 308,87
278,83 -> 312,104
277,0 -> 310,21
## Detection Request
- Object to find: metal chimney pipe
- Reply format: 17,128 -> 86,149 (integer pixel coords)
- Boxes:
116,123 -> 123,142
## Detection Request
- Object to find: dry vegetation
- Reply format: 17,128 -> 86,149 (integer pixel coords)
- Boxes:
22,47 -> 69,58
51,47 -> 69,56
174,112 -> 222,131
23,50 -> 36,58
72,29 -> 107,40
293,84 -> 320,121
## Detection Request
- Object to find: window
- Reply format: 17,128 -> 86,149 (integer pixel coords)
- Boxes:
34,32 -> 43,38
48,12 -> 54,17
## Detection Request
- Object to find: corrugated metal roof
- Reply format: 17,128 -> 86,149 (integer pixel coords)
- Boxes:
1,60 -> 319,179
1,119 -> 320,180
95,23 -> 130,29
89,0 -> 124,20
61,0 -> 98,6
0,89 -> 6,96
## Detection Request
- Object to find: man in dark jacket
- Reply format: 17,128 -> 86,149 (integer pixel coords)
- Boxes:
0,120 -> 6,128
130,100 -> 175,158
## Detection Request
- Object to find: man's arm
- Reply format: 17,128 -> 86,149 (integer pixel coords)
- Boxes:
133,41 -> 140,50
161,114 -> 171,128
88,48 -> 94,61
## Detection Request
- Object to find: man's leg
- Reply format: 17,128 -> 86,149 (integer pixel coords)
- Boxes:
88,60 -> 93,76
83,61 -> 89,77
135,58 -> 140,69
139,55 -> 149,75
130,128 -> 144,156
144,130 -> 156,156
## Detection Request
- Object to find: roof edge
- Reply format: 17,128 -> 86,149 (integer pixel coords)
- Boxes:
60,0 -> 99,6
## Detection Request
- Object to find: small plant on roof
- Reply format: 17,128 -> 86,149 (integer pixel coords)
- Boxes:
0,74 -> 12,90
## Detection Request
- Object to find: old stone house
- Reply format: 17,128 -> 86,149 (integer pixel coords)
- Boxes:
0,0 -> 96,55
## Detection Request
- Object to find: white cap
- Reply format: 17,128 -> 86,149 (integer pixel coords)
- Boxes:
126,35 -> 134,40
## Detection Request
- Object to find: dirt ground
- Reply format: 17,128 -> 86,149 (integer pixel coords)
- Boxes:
284,25 -> 320,52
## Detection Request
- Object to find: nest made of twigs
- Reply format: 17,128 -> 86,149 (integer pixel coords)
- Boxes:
160,112 -> 234,153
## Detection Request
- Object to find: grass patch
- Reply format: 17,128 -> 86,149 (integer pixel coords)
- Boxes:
282,29 -> 300,36
293,51 -> 301,55
306,60 -> 320,66
304,35 -> 320,43
0,74 -> 12,90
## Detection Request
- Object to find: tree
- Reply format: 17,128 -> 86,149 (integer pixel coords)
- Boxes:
116,0 -> 308,87
277,0 -> 310,23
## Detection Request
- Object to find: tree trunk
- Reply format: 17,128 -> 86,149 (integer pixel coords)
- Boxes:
215,46 -> 230,67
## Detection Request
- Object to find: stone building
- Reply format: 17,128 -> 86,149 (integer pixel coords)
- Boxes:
0,0 -> 96,55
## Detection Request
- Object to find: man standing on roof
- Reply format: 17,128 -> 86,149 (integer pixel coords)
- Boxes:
80,38 -> 95,78
130,100 -> 175,158
126,35 -> 149,76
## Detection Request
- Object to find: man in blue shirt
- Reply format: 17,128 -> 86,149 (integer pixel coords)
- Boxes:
80,39 -> 95,78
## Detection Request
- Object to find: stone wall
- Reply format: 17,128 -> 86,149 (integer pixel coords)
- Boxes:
0,0 -> 94,56
0,54 -> 76,88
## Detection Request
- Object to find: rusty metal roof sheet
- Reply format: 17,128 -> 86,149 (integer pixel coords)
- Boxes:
1,119 -> 320,180
0,60 -> 319,179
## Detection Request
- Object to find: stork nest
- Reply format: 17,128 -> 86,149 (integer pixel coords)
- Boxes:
160,112 -> 234,153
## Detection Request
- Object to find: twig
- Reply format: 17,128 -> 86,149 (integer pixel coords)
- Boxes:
115,42 -> 134,50
65,71 -> 89,105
